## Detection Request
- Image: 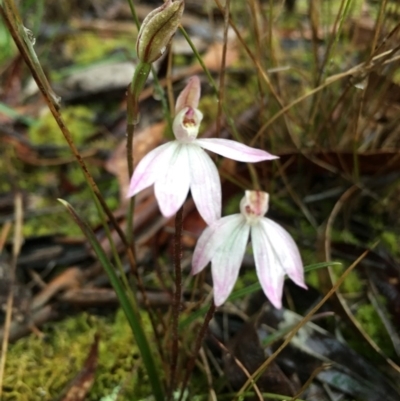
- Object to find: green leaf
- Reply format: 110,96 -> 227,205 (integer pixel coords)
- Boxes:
58,199 -> 165,401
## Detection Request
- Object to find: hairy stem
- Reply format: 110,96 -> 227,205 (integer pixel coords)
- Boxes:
178,302 -> 216,400
169,206 -> 184,398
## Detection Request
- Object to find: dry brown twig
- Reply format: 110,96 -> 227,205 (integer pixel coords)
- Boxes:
0,192 -> 23,397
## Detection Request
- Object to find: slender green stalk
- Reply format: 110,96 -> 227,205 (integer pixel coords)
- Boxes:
59,200 -> 165,401
126,61 -> 151,245
88,182 -> 139,312
128,61 -> 152,129
126,0 -> 140,28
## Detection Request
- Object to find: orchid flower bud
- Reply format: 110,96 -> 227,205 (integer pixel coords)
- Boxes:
136,0 -> 184,64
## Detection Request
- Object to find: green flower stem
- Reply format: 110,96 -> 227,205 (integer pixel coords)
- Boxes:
126,0 -> 140,28
59,200 -> 165,401
128,61 -> 152,129
125,0 -> 172,133
126,61 -> 151,245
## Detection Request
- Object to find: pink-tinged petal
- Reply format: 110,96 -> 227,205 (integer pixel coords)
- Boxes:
251,222 -> 285,309
175,76 -> 201,113
211,221 -> 250,306
127,141 -> 177,198
252,218 -> 306,309
154,144 -> 191,218
192,215 -> 244,275
195,138 -> 278,162
263,218 -> 306,290
188,145 -> 221,225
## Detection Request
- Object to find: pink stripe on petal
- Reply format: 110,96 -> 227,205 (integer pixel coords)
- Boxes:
251,223 -> 285,309
263,218 -> 306,289
154,144 -> 191,218
195,138 -> 279,163
192,215 -> 244,275
188,146 -> 221,225
211,220 -> 250,306
127,142 -> 177,197
191,225 -> 214,275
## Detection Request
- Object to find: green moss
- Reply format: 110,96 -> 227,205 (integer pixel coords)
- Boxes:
20,175 -> 112,238
381,231 -> 400,258
341,270 -> 363,293
4,310 -> 157,401
330,228 -> 359,244
198,74 -> 258,134
350,303 -> 395,359
63,32 -> 136,66
306,268 -> 320,289
198,95 -> 218,128
29,106 -> 97,146
329,262 -> 363,294
23,211 -> 83,237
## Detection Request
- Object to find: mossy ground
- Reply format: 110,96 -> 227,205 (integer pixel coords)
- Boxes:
3,309 -> 155,401
28,106 -> 97,146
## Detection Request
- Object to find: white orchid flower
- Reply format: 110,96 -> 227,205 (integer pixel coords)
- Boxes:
192,190 -> 307,307
127,77 -> 278,225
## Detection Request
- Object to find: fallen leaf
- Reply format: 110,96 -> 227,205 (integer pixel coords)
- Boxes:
59,334 -> 99,401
